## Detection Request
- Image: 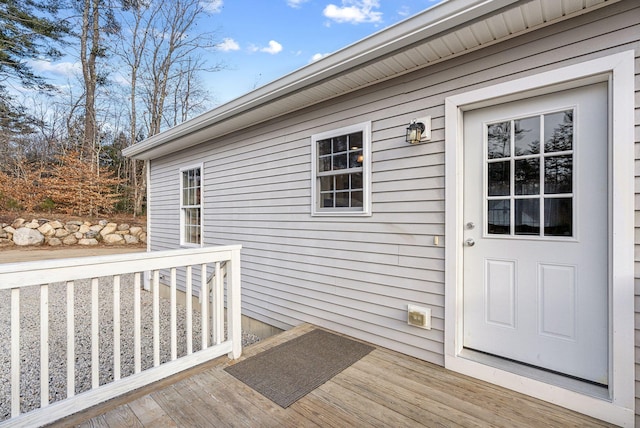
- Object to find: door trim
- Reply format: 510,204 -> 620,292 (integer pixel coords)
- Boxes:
444,51 -> 635,427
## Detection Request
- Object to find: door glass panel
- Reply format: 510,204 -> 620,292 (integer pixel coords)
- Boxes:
515,158 -> 539,195
488,162 -> 510,196
485,108 -> 574,238
514,116 -> 540,156
544,155 -> 572,194
515,199 -> 540,235
487,122 -> 511,159
488,200 -> 510,234
544,110 -> 573,152
544,198 -> 572,236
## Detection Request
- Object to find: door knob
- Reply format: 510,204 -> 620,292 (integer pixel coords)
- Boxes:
465,238 -> 475,247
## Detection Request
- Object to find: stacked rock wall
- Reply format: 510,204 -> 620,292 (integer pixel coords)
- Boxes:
0,218 -> 147,248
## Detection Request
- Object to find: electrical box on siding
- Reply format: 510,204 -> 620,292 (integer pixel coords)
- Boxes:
407,304 -> 431,329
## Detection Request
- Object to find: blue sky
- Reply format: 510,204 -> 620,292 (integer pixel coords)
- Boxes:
25,1 -> 442,111
204,0 -> 441,104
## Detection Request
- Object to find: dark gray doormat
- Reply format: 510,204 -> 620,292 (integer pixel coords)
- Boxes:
224,329 -> 374,408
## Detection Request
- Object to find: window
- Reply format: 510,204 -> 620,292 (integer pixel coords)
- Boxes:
486,109 -> 574,237
180,166 -> 202,246
311,122 -> 371,216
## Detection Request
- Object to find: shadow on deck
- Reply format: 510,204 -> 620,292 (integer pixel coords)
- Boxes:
49,324 -> 614,427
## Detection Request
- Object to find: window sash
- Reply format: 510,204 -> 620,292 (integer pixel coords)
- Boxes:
181,167 -> 202,245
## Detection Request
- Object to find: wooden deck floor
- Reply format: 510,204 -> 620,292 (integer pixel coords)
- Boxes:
50,324 -> 614,427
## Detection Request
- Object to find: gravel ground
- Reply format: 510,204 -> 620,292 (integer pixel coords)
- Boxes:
0,275 -> 260,421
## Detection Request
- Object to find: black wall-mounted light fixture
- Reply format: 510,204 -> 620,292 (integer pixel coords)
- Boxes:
405,116 -> 431,144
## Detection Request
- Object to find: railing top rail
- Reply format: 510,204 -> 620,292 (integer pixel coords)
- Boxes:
0,245 -> 242,289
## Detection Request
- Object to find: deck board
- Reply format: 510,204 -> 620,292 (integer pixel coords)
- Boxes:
50,324 -> 615,428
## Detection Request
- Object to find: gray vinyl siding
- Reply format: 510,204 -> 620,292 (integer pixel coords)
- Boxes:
147,0 -> 640,412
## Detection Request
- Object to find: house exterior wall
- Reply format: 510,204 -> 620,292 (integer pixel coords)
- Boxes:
147,0 -> 640,419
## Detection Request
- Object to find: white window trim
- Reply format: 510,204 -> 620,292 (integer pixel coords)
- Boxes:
311,121 -> 372,216
444,51 -> 635,427
179,163 -> 204,247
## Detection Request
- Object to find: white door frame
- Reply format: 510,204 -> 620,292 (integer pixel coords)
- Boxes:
444,51 -> 635,427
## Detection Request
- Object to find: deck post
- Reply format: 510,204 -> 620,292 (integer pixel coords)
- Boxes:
228,247 -> 242,359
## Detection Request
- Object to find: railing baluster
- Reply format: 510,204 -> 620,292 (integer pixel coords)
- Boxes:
170,267 -> 177,361
113,275 -> 121,381
186,266 -> 193,355
66,281 -> 75,398
213,262 -> 222,345
133,272 -> 141,374
153,270 -> 160,367
91,278 -> 99,389
40,284 -> 49,408
201,264 -> 208,350
11,287 -> 20,417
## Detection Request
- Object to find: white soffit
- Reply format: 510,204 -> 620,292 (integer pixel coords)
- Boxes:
124,0 -> 616,160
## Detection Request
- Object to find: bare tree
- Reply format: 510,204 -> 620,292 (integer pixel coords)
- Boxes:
116,0 -> 223,215
140,0 -> 223,136
77,0 -> 120,159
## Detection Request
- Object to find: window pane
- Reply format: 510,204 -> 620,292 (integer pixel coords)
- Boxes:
318,139 -> 331,156
321,193 -> 334,208
335,174 -> 349,190
333,135 -> 347,153
514,116 -> 540,156
333,153 -> 348,170
320,176 -> 333,191
348,132 -> 363,149
515,199 -> 540,235
487,122 -> 510,159
544,155 -> 572,194
515,158 -> 539,195
488,161 -> 510,196
335,192 -> 349,207
488,199 -> 510,234
319,156 -> 331,172
545,110 -> 573,153
194,168 -> 201,187
185,188 -> 192,206
351,191 -> 363,207
351,172 -> 363,190
545,198 -> 572,236
349,150 -> 363,168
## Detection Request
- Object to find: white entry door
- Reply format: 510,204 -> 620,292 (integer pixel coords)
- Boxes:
462,83 -> 609,385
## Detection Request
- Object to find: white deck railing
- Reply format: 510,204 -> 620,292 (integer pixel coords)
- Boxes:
0,245 -> 242,427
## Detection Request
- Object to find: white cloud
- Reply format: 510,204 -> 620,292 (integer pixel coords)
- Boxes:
287,0 -> 308,8
216,37 -> 240,51
397,6 -> 411,17
323,0 -> 382,24
310,52 -> 330,62
28,59 -> 81,77
260,40 -> 283,55
201,0 -> 223,14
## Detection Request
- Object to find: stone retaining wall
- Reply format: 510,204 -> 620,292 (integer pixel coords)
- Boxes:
0,218 -> 147,248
